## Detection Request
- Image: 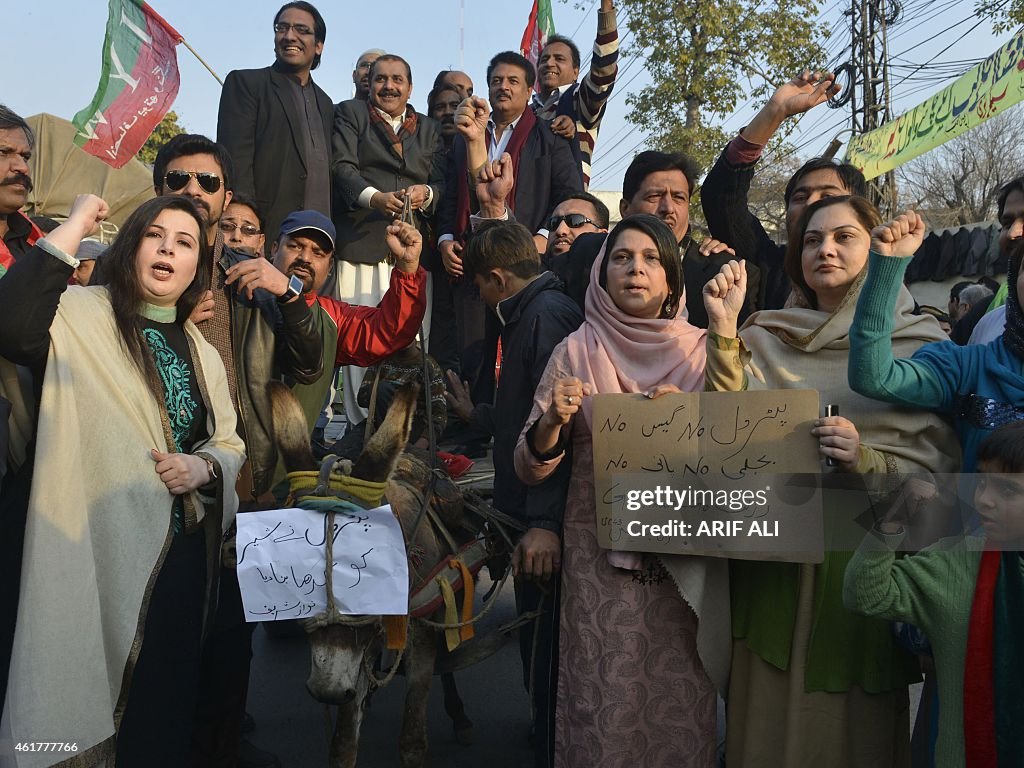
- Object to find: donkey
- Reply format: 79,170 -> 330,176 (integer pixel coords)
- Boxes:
270,381 -> 483,768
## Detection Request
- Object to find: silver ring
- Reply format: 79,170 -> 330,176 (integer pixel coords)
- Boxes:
567,395 -> 574,405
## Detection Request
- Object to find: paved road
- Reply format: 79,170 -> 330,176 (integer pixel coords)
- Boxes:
246,571 -> 535,768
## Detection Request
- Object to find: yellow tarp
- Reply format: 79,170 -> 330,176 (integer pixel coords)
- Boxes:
845,29 -> 1024,180
25,113 -> 155,230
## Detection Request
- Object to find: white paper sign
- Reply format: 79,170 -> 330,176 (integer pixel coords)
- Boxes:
235,505 -> 409,622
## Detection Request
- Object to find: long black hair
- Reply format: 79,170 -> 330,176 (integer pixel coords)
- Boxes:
104,196 -> 210,402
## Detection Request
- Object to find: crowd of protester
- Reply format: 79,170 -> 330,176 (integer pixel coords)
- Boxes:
1,1 -> 1023,767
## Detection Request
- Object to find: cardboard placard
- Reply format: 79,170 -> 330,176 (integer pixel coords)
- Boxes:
591,389 -> 824,562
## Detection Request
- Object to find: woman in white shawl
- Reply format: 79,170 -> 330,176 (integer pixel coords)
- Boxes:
701,195 -> 959,767
0,194 -> 244,767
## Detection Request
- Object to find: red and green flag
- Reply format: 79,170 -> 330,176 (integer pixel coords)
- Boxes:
72,0 -> 182,168
520,0 -> 556,90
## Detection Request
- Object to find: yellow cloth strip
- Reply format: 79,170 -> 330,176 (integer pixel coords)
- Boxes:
437,573 -> 462,652
285,471 -> 388,507
450,558 -> 475,644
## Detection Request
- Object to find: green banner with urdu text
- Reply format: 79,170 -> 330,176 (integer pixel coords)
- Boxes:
845,29 -> 1024,180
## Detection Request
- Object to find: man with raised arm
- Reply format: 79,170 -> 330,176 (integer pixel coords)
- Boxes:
701,70 -> 866,312
532,0 -> 619,188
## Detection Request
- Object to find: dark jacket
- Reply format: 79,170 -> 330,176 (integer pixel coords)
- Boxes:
437,119 -> 583,242
217,65 -> 334,249
331,100 -> 446,265
470,271 -> 583,528
701,148 -> 788,311
219,247 -> 323,496
546,231 -> 753,328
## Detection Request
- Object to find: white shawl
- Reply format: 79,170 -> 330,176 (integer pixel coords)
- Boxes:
1,286 -> 244,768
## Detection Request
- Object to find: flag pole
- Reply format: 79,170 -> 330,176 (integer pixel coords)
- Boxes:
179,38 -> 223,86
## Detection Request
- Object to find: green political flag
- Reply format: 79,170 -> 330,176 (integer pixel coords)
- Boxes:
72,0 -> 182,168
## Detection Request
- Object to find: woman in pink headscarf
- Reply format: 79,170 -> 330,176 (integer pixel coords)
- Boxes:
515,214 -> 726,767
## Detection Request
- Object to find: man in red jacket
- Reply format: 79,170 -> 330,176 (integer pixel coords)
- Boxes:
267,209 -> 428,446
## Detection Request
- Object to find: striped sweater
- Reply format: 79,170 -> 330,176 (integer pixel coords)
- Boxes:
532,7 -> 619,188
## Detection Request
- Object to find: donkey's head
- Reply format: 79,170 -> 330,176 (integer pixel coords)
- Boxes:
270,379 -> 418,481
269,380 -> 419,704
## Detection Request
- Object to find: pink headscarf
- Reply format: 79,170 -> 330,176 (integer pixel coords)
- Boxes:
564,234 -> 708,428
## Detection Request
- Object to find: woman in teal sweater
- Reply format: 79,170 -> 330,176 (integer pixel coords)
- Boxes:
848,212 -> 1024,471
844,422 -> 1024,767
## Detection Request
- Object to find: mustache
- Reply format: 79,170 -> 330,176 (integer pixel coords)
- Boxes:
1,173 -> 32,192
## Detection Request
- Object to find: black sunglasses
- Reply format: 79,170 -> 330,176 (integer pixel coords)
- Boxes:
164,170 -> 222,194
548,213 -> 597,230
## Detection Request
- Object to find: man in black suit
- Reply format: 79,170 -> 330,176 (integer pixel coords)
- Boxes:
437,52 -> 582,271
330,53 -> 446,429
547,150 -> 738,328
436,51 -> 581,391
216,1 -> 333,256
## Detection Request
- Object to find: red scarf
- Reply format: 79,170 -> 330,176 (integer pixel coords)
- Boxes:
964,549 -> 1000,767
367,102 -> 418,156
453,106 -> 536,242
964,548 -> 1024,767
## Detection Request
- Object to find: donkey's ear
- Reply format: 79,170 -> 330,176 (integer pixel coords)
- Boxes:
269,381 -> 317,473
351,382 -> 419,483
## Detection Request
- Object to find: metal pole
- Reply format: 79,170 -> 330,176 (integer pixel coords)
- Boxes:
180,38 -> 224,86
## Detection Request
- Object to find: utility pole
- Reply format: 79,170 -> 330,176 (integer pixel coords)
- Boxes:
831,0 -> 900,214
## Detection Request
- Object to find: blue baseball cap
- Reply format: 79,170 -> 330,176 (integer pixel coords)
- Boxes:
278,210 -> 336,250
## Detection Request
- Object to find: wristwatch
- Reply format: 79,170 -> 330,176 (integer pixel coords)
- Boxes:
278,274 -> 303,304
202,456 -> 217,483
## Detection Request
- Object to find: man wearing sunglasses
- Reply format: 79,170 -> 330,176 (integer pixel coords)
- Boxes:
217,1 -> 333,256
220,194 -> 266,257
544,193 -> 609,258
154,134 -> 322,768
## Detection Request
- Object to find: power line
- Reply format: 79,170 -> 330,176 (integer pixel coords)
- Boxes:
890,10 -> 985,61
591,132 -> 650,187
568,0 -> 598,40
888,15 -> 989,97
886,0 -> 965,45
589,0 -> 866,186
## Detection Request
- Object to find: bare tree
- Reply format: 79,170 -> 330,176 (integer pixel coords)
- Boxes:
897,104 -> 1024,228
744,150 -> 803,243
